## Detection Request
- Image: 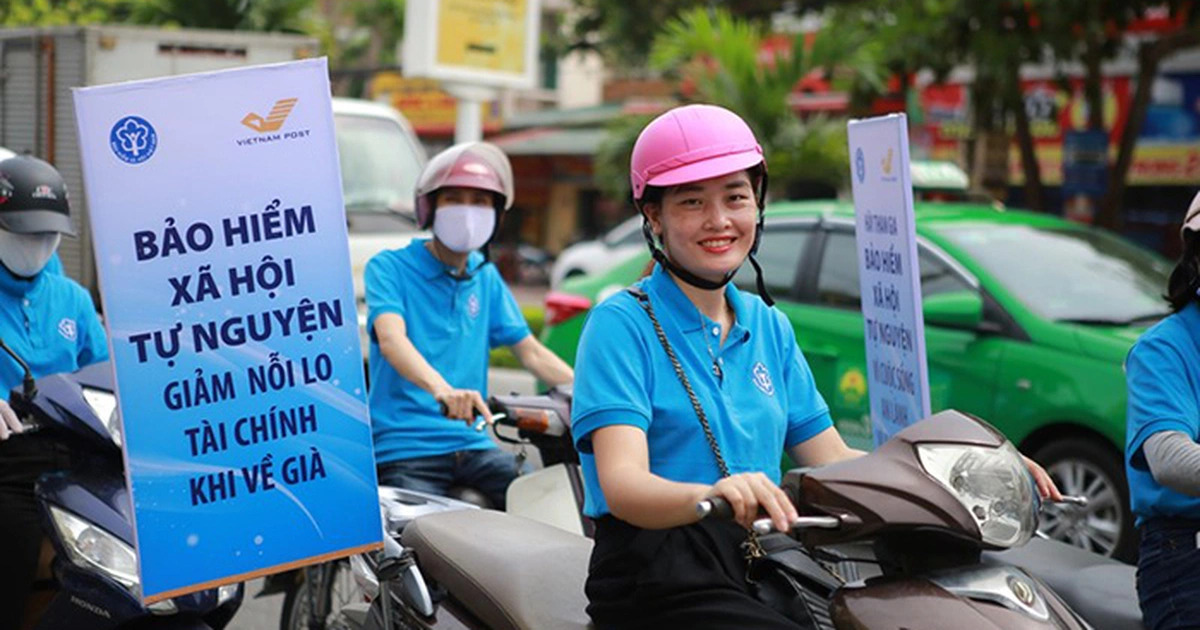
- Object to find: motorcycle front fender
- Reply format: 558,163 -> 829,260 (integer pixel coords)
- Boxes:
832,565 -> 1088,629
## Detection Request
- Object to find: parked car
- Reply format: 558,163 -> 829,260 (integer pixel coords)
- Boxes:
542,199 -> 1172,562
550,214 -> 644,288
549,161 -> 989,290
334,97 -> 429,356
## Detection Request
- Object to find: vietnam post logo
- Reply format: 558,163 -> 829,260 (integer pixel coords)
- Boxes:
242,98 -> 298,133
109,116 -> 158,164
882,148 -> 894,175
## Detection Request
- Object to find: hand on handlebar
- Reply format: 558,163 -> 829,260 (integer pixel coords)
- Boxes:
434,388 -> 493,427
0,399 -> 21,441
1022,455 -> 1063,502
702,473 -> 798,533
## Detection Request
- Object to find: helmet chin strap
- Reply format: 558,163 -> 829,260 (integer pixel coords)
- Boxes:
640,215 -> 775,307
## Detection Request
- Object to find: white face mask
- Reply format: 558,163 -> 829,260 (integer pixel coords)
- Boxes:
432,204 -> 496,253
0,230 -> 60,278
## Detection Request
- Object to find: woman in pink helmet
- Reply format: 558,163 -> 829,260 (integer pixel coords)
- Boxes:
569,105 -> 1059,628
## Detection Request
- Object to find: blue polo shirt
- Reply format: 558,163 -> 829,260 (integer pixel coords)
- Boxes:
1126,301 -> 1200,525
572,264 -> 833,517
0,266 -> 108,393
365,239 -> 531,464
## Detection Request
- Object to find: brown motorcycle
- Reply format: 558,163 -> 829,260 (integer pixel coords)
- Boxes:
701,409 -> 1103,629
320,409 -> 1134,629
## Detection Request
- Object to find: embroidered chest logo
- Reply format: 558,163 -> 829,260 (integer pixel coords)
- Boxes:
58,318 -> 77,341
466,293 -> 480,319
752,361 -> 774,396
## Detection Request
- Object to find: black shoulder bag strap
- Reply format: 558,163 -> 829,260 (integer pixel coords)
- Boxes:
626,287 -> 838,629
626,287 -> 765,562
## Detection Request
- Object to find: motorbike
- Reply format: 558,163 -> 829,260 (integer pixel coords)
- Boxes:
275,386 -> 584,629
0,346 -> 244,629
281,407 -> 1143,630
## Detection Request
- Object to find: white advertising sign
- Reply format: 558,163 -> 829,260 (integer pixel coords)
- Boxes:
847,113 -> 931,445
74,58 -> 381,602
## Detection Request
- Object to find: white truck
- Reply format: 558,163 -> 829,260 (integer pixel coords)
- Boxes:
0,26 -> 428,353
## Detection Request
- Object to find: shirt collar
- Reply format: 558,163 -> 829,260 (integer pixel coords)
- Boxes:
410,238 -> 486,281
644,263 -> 752,343
0,265 -> 41,298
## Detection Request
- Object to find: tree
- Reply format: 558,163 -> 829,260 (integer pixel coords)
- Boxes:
129,0 -> 314,32
1097,6 -> 1200,229
821,1 -> 1050,209
1,0 -> 137,25
568,0 -> 789,68
630,8 -> 886,200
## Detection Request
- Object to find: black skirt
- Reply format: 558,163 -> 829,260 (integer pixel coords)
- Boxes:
586,515 -> 810,630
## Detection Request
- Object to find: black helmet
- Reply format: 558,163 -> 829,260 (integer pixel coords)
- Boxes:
0,155 -> 75,235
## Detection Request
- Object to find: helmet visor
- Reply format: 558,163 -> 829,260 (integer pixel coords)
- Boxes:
0,209 -> 76,236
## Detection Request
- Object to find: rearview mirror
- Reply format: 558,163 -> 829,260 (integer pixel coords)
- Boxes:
923,291 -> 984,330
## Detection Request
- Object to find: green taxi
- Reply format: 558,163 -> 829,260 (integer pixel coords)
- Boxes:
541,200 -> 1171,561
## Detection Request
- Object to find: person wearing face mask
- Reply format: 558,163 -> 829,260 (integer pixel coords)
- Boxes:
364,141 -> 572,507
0,155 -> 108,630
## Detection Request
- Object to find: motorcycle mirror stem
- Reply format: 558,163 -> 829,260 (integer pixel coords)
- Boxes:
0,337 -> 36,399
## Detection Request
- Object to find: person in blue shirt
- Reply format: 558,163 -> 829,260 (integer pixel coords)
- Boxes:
0,155 -> 108,630
572,105 -> 1060,629
366,141 -> 572,509
1126,191 -> 1200,630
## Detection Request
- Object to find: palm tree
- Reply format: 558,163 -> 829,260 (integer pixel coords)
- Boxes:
599,7 -> 886,201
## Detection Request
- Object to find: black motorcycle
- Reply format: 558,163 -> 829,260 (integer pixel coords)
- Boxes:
0,344 -> 244,629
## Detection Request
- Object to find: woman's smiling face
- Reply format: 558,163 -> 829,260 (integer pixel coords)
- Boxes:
645,170 -> 757,284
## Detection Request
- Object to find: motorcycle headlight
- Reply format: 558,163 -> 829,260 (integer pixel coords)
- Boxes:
49,505 -> 140,593
917,442 -> 1037,548
81,387 -> 122,448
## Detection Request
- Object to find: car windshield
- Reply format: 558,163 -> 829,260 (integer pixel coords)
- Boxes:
335,113 -> 423,216
939,224 -> 1171,325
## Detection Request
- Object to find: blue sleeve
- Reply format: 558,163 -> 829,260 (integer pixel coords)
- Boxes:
776,310 -> 833,449
1126,335 -> 1198,471
365,254 -> 404,342
76,289 -> 108,366
487,267 -> 531,348
571,302 -> 653,454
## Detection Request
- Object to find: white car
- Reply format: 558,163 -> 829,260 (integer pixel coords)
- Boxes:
550,215 -> 645,288
333,98 -> 429,356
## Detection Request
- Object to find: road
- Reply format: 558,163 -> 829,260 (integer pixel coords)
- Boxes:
226,367 -> 538,629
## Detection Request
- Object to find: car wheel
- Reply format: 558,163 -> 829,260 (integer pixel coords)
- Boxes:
1034,437 -> 1135,562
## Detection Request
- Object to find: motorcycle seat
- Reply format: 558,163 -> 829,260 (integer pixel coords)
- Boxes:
403,508 -> 594,630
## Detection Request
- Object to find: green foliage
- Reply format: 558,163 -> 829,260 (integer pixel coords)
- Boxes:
1,0 -> 137,25
129,0 -> 314,32
569,0 -> 787,68
628,7 -> 877,196
594,113 -> 654,203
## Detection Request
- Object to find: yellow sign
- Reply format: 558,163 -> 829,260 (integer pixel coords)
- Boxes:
436,0 -> 528,75
368,73 -> 502,135
241,98 -> 298,133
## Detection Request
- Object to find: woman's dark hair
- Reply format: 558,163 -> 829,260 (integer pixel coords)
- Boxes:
1166,232 -> 1200,312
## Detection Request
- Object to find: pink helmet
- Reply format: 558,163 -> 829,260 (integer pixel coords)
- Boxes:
630,104 -> 765,203
415,141 -> 514,229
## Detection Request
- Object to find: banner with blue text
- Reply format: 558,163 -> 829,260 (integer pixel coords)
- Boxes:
74,58 -> 381,602
847,113 -> 931,446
